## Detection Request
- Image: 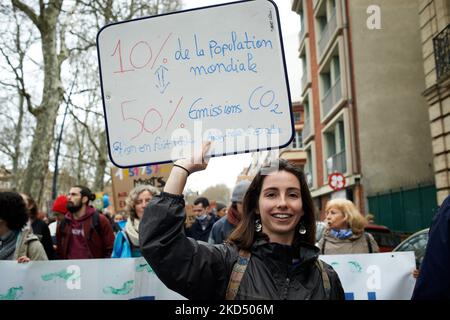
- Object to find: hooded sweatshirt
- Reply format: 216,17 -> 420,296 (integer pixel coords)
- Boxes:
65,207 -> 95,259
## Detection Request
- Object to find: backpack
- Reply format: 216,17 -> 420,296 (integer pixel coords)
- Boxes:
59,210 -> 102,240
111,230 -> 132,258
225,249 -> 331,300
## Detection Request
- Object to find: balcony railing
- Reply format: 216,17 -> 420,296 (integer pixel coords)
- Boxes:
303,118 -> 311,140
433,24 -> 450,81
318,8 -> 337,57
299,22 -> 305,41
325,149 -> 346,175
321,76 -> 341,118
301,70 -> 308,90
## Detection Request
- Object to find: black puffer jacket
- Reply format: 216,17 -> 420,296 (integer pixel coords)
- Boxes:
140,192 -> 345,300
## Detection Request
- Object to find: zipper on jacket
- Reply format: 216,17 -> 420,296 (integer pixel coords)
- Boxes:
282,277 -> 290,299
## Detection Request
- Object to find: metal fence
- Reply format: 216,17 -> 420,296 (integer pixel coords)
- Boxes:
368,184 -> 438,233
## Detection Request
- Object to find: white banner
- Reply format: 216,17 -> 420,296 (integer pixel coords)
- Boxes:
320,251 -> 416,300
0,257 -> 184,300
0,252 -> 416,300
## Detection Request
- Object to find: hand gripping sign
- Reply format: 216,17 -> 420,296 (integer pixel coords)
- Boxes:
328,172 -> 346,191
96,0 -> 294,168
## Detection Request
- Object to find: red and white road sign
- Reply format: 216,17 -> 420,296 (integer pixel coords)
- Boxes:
328,172 -> 346,190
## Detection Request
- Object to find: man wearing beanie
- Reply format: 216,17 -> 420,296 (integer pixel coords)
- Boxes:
208,179 -> 251,244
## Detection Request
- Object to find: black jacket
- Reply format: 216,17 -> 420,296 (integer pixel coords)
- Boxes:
31,219 -> 56,260
185,215 -> 216,242
412,195 -> 450,299
140,192 -> 345,300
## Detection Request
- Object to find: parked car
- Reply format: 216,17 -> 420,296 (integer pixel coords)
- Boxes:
393,228 -> 429,268
364,224 -> 401,252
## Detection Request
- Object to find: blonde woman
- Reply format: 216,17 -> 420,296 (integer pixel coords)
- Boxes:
318,199 -> 379,255
112,185 -> 160,258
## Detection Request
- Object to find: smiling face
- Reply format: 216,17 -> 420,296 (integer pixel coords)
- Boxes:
325,206 -> 348,230
257,170 -> 304,245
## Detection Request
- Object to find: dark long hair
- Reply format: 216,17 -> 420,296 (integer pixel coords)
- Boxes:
21,193 -> 38,220
73,185 -> 96,203
0,191 -> 29,231
228,159 -> 316,250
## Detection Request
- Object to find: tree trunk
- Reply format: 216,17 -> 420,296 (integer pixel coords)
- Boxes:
11,92 -> 24,191
16,0 -> 66,205
23,105 -> 60,203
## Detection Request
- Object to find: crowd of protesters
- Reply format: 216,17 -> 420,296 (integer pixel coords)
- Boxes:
1,150 -> 449,300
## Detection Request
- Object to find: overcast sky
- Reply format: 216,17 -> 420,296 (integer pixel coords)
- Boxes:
180,0 -> 301,194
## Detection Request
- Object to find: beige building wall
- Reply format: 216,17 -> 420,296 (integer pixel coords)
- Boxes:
348,0 -> 434,196
419,0 -> 450,205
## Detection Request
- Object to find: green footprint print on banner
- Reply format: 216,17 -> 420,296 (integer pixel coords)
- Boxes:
0,286 -> 24,300
348,261 -> 363,273
41,269 -> 75,281
103,280 -> 134,295
136,262 -> 153,273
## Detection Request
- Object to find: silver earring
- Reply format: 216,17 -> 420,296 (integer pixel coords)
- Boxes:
255,218 -> 262,232
298,223 -> 306,235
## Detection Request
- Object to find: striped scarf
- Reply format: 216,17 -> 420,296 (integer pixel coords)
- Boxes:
0,231 -> 18,260
226,206 -> 241,226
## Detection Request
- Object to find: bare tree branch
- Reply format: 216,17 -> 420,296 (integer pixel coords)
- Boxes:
0,140 -> 14,157
67,104 -> 102,155
59,152 -> 96,166
0,46 -> 36,115
11,0 -> 41,29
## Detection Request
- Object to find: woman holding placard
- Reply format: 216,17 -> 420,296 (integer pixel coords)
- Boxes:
139,143 -> 344,300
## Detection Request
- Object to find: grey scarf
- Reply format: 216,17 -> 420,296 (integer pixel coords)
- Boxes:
0,231 -> 18,260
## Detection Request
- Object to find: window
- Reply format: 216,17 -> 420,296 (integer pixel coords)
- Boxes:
324,120 -> 346,174
293,131 -> 303,149
332,56 -> 340,81
293,111 -> 302,123
305,148 -> 313,188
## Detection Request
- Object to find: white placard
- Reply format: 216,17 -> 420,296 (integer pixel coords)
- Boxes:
0,257 -> 184,300
320,251 -> 416,300
97,0 -> 293,168
0,253 -> 416,300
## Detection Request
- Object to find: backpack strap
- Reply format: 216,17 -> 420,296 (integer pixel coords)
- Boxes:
365,232 -> 373,253
226,249 -> 251,300
92,211 -> 101,234
59,218 -> 68,238
321,238 -> 326,254
316,259 -> 331,299
87,211 -> 101,240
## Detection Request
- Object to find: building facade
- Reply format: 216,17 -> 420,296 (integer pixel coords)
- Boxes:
418,0 -> 450,205
242,102 -> 306,180
292,0 -> 436,231
279,101 -> 307,166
